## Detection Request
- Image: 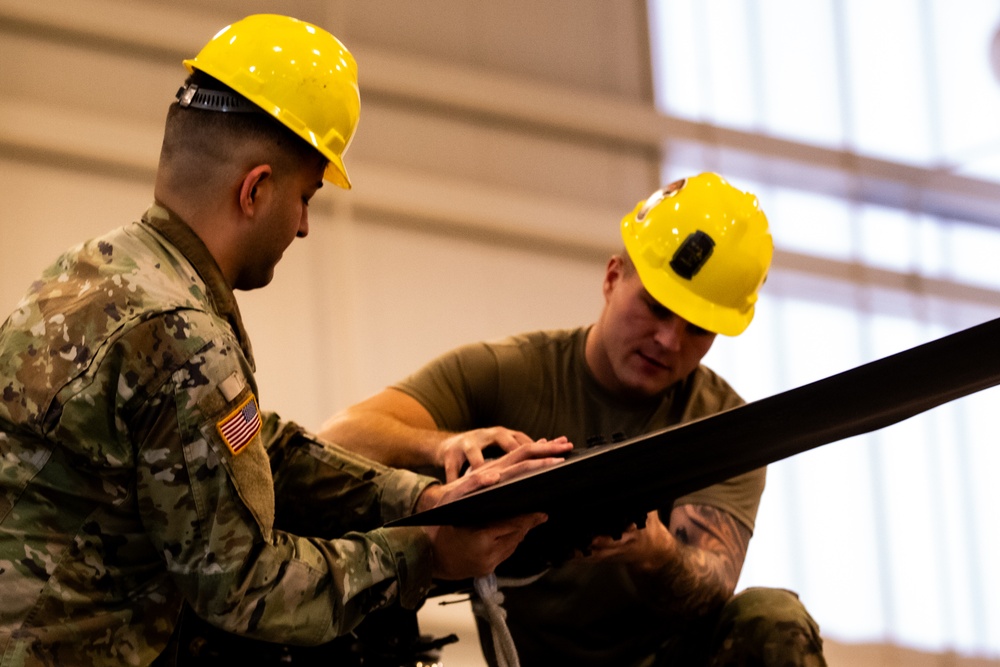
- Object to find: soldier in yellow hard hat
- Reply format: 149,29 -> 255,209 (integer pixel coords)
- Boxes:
323,174 -> 827,666
621,172 -> 773,337
177,13 -> 361,190
0,14 -> 569,666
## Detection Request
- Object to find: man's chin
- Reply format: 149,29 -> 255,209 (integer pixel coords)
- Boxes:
625,360 -> 676,394
235,268 -> 277,291
621,373 -> 676,399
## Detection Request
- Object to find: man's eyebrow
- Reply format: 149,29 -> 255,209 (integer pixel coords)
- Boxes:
641,291 -> 710,333
643,290 -> 671,313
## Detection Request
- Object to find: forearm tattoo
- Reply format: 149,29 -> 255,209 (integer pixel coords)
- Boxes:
638,504 -> 752,616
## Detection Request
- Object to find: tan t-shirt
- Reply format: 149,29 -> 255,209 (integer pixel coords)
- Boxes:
394,327 -> 766,666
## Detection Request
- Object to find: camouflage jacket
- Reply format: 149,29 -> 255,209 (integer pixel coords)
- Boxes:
0,204 -> 437,666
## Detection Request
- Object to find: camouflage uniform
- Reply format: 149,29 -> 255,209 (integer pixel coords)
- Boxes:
654,587 -> 827,666
0,204 -> 438,666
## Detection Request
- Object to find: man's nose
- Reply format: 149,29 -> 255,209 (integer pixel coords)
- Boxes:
652,317 -> 686,350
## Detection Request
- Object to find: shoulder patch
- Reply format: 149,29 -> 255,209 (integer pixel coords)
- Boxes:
216,394 -> 261,456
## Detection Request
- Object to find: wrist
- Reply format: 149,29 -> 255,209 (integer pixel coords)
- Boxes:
431,432 -> 458,468
415,482 -> 444,514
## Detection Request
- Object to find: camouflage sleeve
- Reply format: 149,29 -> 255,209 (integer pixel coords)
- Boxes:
136,313 -> 438,645
262,412 -> 437,544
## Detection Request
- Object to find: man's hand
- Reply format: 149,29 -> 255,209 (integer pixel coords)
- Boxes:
423,514 -> 549,580
320,389 -> 575,480
418,438 -> 572,511
438,427 -> 539,482
417,438 -> 572,580
583,510 -> 674,569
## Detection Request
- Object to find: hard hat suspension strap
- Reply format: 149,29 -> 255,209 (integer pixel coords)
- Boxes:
176,83 -> 264,114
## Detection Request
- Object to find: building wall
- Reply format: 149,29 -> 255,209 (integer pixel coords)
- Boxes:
0,0 -> 658,423
0,1 -> 994,664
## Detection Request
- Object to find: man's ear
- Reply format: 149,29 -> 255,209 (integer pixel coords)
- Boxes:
238,165 -> 273,217
603,255 -> 626,300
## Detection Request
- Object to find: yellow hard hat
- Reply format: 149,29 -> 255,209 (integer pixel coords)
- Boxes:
183,14 -> 360,189
620,173 -> 773,336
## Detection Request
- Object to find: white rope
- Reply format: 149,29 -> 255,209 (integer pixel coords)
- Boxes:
495,570 -> 548,589
471,574 -> 520,667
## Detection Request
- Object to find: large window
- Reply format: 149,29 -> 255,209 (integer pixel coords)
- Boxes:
650,0 -> 1000,657
651,0 -> 1000,180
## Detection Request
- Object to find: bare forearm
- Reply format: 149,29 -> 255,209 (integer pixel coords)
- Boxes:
320,409 -> 447,469
322,390 -> 556,484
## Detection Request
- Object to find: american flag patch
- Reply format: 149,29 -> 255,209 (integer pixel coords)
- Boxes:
216,394 -> 261,456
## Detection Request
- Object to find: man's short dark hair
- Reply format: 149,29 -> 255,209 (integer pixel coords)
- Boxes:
619,250 -> 637,276
159,71 -> 324,181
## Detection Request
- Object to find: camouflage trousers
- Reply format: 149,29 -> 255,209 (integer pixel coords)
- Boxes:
655,587 -> 827,667
160,587 -> 826,667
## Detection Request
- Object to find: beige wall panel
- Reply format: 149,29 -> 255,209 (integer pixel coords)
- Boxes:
353,102 -> 654,209
0,157 -> 152,316
341,219 -> 605,399
0,30 -> 176,123
140,0 -> 329,26
336,0 -> 651,98
133,0 -> 651,99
